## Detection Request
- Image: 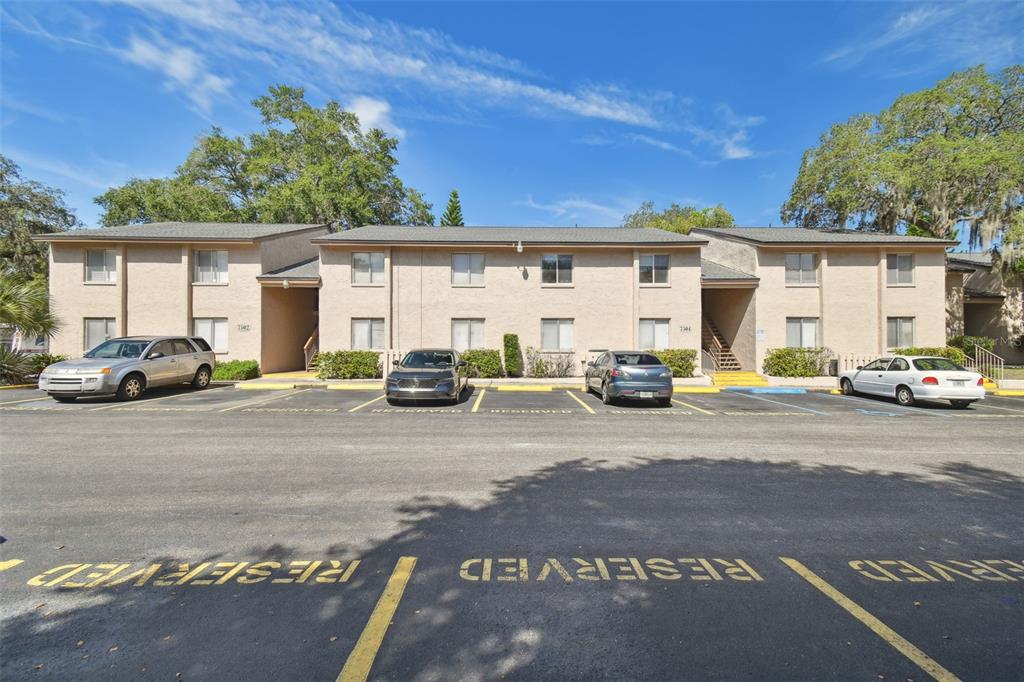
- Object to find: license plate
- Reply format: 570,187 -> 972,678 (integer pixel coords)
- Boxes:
951,380 -> 965,386
639,391 -> 653,398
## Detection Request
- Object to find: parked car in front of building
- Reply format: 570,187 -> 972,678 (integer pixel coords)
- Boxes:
38,336 -> 216,402
838,355 -> 985,408
385,349 -> 468,405
585,351 -> 674,406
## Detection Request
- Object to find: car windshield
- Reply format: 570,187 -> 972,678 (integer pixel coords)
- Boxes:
401,351 -> 455,368
615,353 -> 662,366
913,358 -> 965,371
84,339 -> 149,359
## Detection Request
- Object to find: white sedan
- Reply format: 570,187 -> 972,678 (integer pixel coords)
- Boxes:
838,355 -> 985,408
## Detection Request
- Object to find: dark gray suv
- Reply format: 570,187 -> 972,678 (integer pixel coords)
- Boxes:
385,349 -> 468,405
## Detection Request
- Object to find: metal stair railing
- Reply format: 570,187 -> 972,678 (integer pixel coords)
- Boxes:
303,327 -> 319,371
967,344 -> 1004,382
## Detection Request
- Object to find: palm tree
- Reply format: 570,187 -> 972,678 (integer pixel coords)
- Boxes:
0,274 -> 59,338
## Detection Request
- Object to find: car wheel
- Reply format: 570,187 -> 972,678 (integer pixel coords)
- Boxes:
950,399 -> 973,409
51,395 -> 76,403
386,398 -> 398,406
895,385 -> 915,407
116,374 -> 145,401
840,378 -> 855,395
657,397 -> 671,407
191,365 -> 212,389
601,381 -> 613,405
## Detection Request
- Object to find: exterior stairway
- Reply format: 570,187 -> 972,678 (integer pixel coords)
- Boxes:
304,327 -> 319,371
701,316 -> 742,370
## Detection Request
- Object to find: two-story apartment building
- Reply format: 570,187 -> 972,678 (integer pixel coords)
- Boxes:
38,222 -> 328,373
693,227 -> 958,371
945,253 -> 1024,364
313,226 -> 706,367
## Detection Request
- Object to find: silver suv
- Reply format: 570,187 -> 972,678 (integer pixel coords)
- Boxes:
39,336 -> 217,402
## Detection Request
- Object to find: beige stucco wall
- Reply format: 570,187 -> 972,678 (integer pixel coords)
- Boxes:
318,244 -> 702,375
260,287 -> 318,373
49,243 -> 124,354
190,245 -> 263,363
259,228 -> 327,272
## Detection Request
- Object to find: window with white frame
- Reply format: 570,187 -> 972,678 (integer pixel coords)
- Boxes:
786,317 -> 819,348
452,318 -> 485,351
886,317 -> 914,348
541,254 -> 573,284
639,254 -> 669,284
639,318 -> 670,349
541,318 -> 574,351
451,253 -> 484,286
352,252 -> 385,284
785,253 -> 817,285
193,317 -> 229,353
352,318 -> 385,350
85,249 -> 117,283
84,318 -> 116,351
886,254 -> 914,285
193,250 -> 228,284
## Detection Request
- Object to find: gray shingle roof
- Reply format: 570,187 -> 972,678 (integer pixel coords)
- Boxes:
257,258 -> 320,280
314,225 -> 705,245
701,259 -> 758,281
948,252 -> 993,267
693,227 -> 957,245
37,222 -> 327,242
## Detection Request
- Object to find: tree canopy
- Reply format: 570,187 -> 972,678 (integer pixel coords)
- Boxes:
622,202 -> 735,234
440,190 -> 464,226
0,155 -> 78,279
96,85 -> 434,229
781,65 -> 1024,264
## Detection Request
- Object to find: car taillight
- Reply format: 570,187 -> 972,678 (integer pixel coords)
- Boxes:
609,368 -> 631,379
922,376 -> 938,385
977,377 -> 985,386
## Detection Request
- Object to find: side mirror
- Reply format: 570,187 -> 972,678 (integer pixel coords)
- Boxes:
855,365 -> 862,370
392,359 -> 400,367
148,352 -> 165,360
457,360 -> 467,368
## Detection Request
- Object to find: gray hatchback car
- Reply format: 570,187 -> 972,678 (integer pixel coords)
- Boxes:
39,336 -> 217,402
584,350 -> 674,406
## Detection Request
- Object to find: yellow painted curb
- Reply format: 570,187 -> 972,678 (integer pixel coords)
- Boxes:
0,384 -> 36,390
674,387 -> 721,393
327,384 -> 384,391
994,389 -> 1024,396
237,382 -> 298,390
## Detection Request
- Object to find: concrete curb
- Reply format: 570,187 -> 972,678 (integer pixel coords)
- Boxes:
0,383 -> 37,390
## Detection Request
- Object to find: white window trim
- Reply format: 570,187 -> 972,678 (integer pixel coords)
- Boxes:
540,254 -> 574,287
540,318 -> 575,352
193,317 -> 229,354
451,318 -> 485,351
192,250 -> 229,286
639,318 -> 671,350
451,253 -> 485,288
351,318 -> 385,350
83,248 -> 117,285
351,252 -> 386,287
639,253 -> 671,287
785,317 -> 819,348
83,317 -> 116,351
886,253 -> 915,287
784,253 -> 819,287
886,316 -> 915,349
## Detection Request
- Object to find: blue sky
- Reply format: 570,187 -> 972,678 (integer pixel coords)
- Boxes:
2,1 -> 1022,229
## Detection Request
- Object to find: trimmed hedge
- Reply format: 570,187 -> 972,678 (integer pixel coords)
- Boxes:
892,346 -> 968,365
27,353 -> 68,376
503,333 -> 523,377
212,359 -> 260,381
316,350 -> 381,379
948,335 -> 995,358
649,348 -> 697,378
762,347 -> 833,377
462,349 -> 504,378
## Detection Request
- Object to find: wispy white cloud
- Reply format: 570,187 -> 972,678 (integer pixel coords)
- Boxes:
5,147 -> 120,190
519,195 -> 629,223
347,96 -> 405,139
823,4 -> 1023,72
627,133 -> 697,159
119,34 -> 231,115
1,95 -> 68,124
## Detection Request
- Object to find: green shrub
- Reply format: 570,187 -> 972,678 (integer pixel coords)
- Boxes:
212,359 -> 261,381
461,349 -> 503,378
892,346 -> 968,365
649,348 -> 697,378
503,333 -> 523,377
0,347 -> 32,384
947,335 -> 995,358
316,350 -> 381,379
762,347 -> 833,377
27,353 -> 68,376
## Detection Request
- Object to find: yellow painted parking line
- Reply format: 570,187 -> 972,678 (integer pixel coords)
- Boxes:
671,398 -> 714,415
327,384 -> 384,391
994,389 -> 1024,396
337,556 -> 417,682
349,394 -> 386,412
0,559 -> 24,572
780,557 -> 959,682
0,395 -> 50,406
218,388 -> 304,412
565,390 -> 596,414
471,388 -> 486,413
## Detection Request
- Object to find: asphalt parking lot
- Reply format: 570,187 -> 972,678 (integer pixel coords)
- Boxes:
1,384 -> 1022,680
2,383 -> 1024,420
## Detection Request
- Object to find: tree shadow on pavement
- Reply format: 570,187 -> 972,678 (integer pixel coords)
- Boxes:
2,457 -> 1022,680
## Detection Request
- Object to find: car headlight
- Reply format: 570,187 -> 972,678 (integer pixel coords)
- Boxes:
76,367 -> 111,374
659,371 -> 671,379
